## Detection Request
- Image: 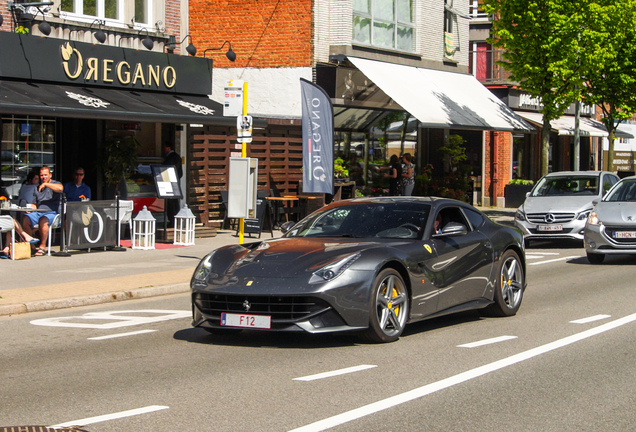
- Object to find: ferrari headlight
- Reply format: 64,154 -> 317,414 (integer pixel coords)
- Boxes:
193,252 -> 217,282
309,252 -> 361,284
587,211 -> 600,226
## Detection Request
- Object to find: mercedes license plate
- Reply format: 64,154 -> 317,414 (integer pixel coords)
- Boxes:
221,312 -> 271,329
614,231 -> 636,239
537,224 -> 563,231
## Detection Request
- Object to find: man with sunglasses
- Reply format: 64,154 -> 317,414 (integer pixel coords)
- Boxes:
63,167 -> 91,202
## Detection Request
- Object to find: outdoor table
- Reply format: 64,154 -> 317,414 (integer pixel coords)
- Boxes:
267,195 -> 319,224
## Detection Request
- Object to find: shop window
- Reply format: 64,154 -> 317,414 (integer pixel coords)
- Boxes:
353,0 -> 415,52
1,117 -> 56,198
60,0 -> 152,27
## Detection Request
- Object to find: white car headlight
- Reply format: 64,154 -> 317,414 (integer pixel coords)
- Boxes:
309,252 -> 361,284
515,208 -> 526,221
577,208 -> 593,220
587,211 -> 600,226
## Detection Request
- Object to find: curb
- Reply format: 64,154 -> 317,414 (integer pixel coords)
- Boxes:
0,283 -> 190,317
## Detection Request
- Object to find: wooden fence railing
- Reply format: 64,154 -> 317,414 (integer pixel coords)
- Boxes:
187,123 -> 303,226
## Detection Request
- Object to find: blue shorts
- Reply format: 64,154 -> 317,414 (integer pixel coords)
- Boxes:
25,211 -> 57,227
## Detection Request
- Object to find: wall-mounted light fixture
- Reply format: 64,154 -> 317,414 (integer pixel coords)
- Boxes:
89,19 -> 106,43
165,34 -> 197,56
8,1 -> 53,35
203,41 -> 236,62
138,27 -> 154,50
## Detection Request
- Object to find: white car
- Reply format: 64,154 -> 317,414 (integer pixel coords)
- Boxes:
585,176 -> 636,264
515,171 -> 619,245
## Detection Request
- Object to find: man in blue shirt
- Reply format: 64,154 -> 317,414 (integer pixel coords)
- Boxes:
63,167 -> 91,202
23,166 -> 63,256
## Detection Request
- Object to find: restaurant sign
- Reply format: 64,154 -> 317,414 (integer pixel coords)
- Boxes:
0,32 -> 212,95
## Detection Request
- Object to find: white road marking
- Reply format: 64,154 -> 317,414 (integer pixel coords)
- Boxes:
525,252 -> 560,259
31,310 -> 190,329
570,314 -> 611,324
49,405 -> 169,428
88,329 -> 157,340
529,256 -> 580,266
293,365 -> 377,382
457,335 -> 517,348
288,312 -> 636,432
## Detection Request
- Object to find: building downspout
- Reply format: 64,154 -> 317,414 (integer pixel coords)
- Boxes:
491,130 -> 498,206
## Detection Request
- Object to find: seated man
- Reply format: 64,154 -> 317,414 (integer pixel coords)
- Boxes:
22,166 -> 63,256
63,167 -> 91,202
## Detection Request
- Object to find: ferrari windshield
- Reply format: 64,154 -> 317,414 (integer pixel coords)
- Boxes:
284,202 -> 431,239
531,175 -> 599,197
605,179 -> 636,202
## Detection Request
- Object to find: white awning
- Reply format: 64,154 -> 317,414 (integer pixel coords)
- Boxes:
347,57 -> 535,133
515,111 -> 634,138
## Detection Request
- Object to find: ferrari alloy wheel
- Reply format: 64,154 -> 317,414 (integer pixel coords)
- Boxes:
485,249 -> 524,317
364,268 -> 409,343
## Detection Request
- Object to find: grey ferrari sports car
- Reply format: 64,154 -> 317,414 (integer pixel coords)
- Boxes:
191,197 -> 526,343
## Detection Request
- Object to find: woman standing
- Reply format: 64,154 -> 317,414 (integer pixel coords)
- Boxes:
401,153 -> 415,196
383,154 -> 403,196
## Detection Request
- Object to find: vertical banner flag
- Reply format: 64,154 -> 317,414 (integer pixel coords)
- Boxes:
301,78 -> 334,193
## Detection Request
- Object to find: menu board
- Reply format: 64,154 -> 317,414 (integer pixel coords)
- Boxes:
151,165 -> 183,199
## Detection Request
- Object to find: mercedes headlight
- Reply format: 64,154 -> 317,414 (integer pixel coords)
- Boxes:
577,208 -> 593,220
309,252 -> 361,284
515,208 -> 526,221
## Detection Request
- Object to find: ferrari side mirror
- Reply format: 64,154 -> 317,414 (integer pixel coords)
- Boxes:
280,221 -> 296,234
440,222 -> 467,237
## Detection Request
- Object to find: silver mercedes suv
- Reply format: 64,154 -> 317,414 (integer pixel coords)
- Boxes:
515,171 -> 619,245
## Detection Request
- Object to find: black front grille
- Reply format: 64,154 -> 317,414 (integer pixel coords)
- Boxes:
194,293 -> 330,322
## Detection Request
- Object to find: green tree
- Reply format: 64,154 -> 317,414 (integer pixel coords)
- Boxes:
483,0 -> 584,176
438,134 -> 467,173
580,0 -> 636,171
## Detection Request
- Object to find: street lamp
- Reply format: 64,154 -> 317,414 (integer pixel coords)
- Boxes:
203,41 -> 236,62
7,1 -> 53,35
165,34 -> 197,56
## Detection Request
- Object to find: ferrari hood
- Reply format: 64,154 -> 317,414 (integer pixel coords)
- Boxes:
211,237 -> 387,279
596,202 -> 636,225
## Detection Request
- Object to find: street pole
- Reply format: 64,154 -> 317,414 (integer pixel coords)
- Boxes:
574,98 -> 580,171
239,82 -> 248,244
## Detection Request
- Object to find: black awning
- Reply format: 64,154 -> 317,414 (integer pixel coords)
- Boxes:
0,80 -> 233,125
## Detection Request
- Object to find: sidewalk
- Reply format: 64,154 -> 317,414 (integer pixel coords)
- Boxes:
0,207 -> 516,317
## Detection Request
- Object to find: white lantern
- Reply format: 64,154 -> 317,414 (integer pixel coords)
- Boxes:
132,205 -> 155,250
173,204 -> 196,246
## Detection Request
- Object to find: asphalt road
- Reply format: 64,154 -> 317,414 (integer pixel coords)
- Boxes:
1,242 -> 635,432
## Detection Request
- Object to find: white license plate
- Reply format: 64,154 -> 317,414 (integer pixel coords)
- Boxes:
614,231 -> 636,238
537,224 -> 563,231
221,312 -> 271,329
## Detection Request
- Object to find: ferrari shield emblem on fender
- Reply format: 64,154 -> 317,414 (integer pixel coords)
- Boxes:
424,244 -> 432,253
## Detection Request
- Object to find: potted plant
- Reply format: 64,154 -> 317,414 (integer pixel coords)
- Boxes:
504,178 -> 534,208
334,157 -> 349,182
